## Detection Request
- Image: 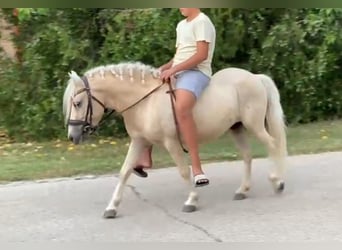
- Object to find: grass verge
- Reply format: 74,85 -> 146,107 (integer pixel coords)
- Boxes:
0,120 -> 341,183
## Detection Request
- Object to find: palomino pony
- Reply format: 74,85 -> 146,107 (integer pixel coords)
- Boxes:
63,62 -> 288,219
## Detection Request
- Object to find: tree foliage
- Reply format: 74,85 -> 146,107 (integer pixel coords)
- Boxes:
0,8 -> 341,141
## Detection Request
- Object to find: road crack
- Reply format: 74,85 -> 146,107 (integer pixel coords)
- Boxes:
127,184 -> 222,242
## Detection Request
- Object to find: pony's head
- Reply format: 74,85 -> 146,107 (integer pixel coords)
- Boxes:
63,71 -> 106,144
63,62 -> 163,144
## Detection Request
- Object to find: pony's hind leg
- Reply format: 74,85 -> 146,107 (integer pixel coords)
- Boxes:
230,124 -> 252,200
103,138 -> 146,219
247,123 -> 285,194
164,138 -> 199,213
267,141 -> 286,194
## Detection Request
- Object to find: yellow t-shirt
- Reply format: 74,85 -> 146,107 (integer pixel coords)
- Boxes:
172,12 -> 216,77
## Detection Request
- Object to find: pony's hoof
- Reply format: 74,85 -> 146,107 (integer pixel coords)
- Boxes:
182,205 -> 197,213
276,181 -> 285,193
103,209 -> 117,219
233,193 -> 247,200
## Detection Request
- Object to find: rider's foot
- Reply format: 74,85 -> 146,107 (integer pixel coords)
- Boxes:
193,174 -> 209,187
133,165 -> 149,178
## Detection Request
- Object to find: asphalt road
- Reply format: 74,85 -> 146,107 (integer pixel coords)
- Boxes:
1,151 -> 341,242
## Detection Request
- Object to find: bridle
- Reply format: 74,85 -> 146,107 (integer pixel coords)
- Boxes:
67,75 -> 188,153
67,76 -> 164,135
67,76 -> 112,134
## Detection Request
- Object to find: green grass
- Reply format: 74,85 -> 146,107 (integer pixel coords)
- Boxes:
0,120 -> 341,183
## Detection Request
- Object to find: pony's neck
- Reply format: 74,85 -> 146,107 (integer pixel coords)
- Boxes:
91,74 -> 162,113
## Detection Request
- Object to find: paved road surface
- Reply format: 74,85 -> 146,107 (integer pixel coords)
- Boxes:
1,151 -> 341,242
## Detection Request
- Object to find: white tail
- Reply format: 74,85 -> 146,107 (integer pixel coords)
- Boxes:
258,74 -> 288,160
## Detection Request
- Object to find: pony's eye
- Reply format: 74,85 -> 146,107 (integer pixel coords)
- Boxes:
73,101 -> 81,108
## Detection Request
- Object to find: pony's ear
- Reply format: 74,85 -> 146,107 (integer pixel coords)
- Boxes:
68,71 -> 84,88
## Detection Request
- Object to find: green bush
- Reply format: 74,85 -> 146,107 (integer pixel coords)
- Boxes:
249,8 -> 342,122
0,8 -> 341,141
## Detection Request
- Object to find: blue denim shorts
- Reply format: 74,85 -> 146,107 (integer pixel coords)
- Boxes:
175,70 -> 210,99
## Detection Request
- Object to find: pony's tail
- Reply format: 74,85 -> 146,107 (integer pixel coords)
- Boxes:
258,74 -> 288,160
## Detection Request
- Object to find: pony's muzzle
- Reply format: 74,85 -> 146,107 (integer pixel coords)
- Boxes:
68,125 -> 83,145
68,134 -> 82,145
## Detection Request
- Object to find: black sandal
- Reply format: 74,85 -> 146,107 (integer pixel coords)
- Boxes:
132,166 -> 148,178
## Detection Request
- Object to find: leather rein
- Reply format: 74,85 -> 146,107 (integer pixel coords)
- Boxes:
67,76 -> 188,153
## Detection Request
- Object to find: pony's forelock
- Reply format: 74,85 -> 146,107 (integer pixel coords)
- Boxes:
63,72 -> 80,126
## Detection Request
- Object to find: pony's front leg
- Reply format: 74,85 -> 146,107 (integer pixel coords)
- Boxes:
103,138 -> 145,219
164,139 -> 199,213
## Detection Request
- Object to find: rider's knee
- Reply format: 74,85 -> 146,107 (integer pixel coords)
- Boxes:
175,104 -> 191,121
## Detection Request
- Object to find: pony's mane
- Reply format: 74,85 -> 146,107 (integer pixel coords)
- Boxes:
63,61 -> 161,126
84,61 -> 160,83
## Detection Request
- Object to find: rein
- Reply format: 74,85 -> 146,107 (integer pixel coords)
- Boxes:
116,83 -> 164,114
166,81 -> 189,153
67,76 -> 188,153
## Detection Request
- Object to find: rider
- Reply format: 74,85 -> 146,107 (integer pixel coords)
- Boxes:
133,8 -> 216,187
